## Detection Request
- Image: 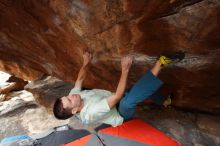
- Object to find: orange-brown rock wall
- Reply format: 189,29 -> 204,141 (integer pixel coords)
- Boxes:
0,0 -> 219,114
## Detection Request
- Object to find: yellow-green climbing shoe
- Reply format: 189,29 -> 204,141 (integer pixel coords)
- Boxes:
159,56 -> 172,65
159,51 -> 186,66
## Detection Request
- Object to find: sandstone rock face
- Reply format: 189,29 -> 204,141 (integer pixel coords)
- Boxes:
25,76 -> 74,110
197,114 -> 220,136
0,90 -> 36,116
0,76 -> 29,101
0,0 -> 220,114
1,76 -> 28,93
0,60 -> 43,80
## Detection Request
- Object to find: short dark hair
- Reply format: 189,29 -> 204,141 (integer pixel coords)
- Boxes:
53,98 -> 73,120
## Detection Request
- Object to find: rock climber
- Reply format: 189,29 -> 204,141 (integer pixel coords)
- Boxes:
53,50 -> 185,127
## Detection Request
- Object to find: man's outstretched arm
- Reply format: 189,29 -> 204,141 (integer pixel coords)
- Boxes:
107,56 -> 133,108
74,51 -> 92,89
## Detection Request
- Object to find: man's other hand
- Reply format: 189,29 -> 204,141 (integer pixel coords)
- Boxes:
107,55 -> 133,109
121,56 -> 133,73
82,51 -> 93,67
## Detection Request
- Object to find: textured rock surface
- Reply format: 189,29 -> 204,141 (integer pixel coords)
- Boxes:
0,102 -> 69,139
25,75 -> 74,109
0,90 -> 36,116
0,0 -> 220,114
197,114 -> 220,136
0,76 -> 28,92
0,60 -> 43,80
0,76 -> 28,101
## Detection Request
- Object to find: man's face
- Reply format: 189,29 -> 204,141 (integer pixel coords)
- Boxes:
61,94 -> 81,113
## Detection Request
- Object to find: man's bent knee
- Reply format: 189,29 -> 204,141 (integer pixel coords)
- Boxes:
118,100 -> 135,120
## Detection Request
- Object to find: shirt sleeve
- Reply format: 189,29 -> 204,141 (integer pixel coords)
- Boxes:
68,87 -> 82,95
83,98 -> 110,124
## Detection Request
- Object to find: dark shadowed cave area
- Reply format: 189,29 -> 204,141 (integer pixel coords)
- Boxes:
0,0 -> 219,146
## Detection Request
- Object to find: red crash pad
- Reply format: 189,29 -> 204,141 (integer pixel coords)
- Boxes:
62,119 -> 180,146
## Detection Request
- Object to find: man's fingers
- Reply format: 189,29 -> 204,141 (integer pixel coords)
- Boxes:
83,48 -> 93,56
84,52 -> 89,56
83,51 -> 92,58
122,55 -> 132,60
121,55 -> 133,71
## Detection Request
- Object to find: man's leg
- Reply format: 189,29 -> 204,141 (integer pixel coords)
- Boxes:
150,84 -> 173,106
118,60 -> 163,120
149,91 -> 165,106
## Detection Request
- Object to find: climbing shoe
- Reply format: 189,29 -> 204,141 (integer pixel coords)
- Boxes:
159,51 -> 185,66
